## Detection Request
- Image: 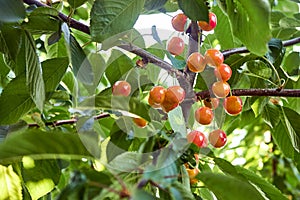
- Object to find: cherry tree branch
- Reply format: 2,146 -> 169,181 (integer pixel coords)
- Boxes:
28,113 -> 110,127
196,89 -> 300,99
222,37 -> 300,58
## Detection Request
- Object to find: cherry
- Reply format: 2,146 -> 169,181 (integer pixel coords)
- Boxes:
187,52 -> 206,73
167,37 -> 185,56
204,49 -> 224,67
186,168 -> 199,184
209,129 -> 227,148
223,96 -> 243,116
198,12 -> 217,31
171,13 -> 188,32
187,130 -> 208,148
133,117 -> 148,128
148,86 -> 166,107
214,63 -> 232,81
203,98 -> 219,109
211,81 -> 230,98
112,81 -> 131,96
195,106 -> 214,125
161,86 -> 185,112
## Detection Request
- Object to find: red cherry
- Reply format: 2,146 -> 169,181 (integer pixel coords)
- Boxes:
209,129 -> 227,148
203,98 -> 219,109
204,49 -> 224,67
112,81 -> 131,96
223,96 -> 243,116
167,37 -> 185,56
211,81 -> 230,98
171,13 -> 188,32
187,52 -> 206,73
214,63 -> 232,81
198,12 -> 217,31
195,106 -> 214,125
187,130 -> 208,148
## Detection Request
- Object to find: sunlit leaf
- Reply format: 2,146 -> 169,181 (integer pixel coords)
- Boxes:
0,165 -> 22,199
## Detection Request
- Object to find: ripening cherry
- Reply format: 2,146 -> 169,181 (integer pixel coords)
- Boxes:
167,37 -> 185,56
112,81 -> 131,96
171,13 -> 188,32
212,81 -> 230,98
161,86 -> 185,112
203,98 -> 219,109
187,130 -> 208,148
198,12 -> 217,31
186,168 -> 200,184
214,63 -> 232,81
195,106 -> 214,125
208,129 -> 227,148
148,86 -> 166,107
223,96 -> 243,116
204,49 -> 224,67
187,52 -> 206,73
133,117 -> 148,128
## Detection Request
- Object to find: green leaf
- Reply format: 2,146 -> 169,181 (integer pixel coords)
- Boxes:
0,57 -> 69,125
24,7 -> 60,34
170,181 -> 195,200
132,189 -> 156,200
42,57 -> 69,96
144,0 -> 168,11
0,165 -> 22,199
282,52 -> 300,81
0,130 -> 91,164
198,172 -> 265,200
0,0 -> 25,22
0,25 -> 22,66
106,120 -> 132,162
22,159 -> 61,200
246,60 -> 272,79
177,0 -> 209,21
168,106 -> 186,137
213,6 -> 237,49
105,49 -> 134,84
225,0 -> 272,56
281,107 -> 300,153
272,107 -> 300,158
90,0 -> 145,42
0,75 -> 34,125
22,31 -> 45,111
101,29 -> 145,50
266,38 -> 285,68
279,17 -> 300,28
166,52 -> 186,70
214,158 -> 288,200
45,34 -> 68,58
61,23 -> 94,85
262,102 -> 280,128
68,0 -> 88,8
108,152 -> 144,172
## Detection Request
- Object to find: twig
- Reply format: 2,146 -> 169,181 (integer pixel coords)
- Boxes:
196,89 -> 300,99
28,113 -> 110,127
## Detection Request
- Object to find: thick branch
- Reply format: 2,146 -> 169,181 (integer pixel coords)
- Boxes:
196,89 -> 300,99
